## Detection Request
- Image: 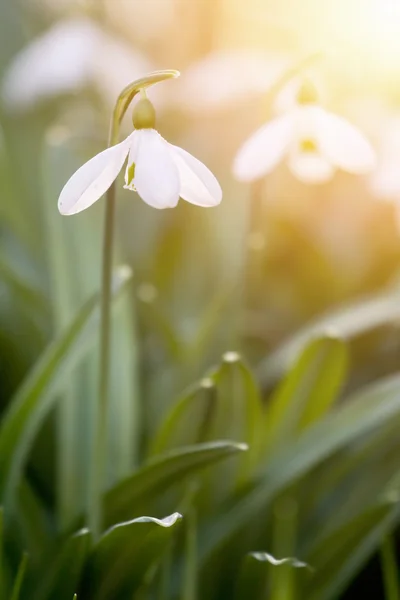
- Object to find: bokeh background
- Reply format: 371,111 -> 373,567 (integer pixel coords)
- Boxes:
2,1 -> 400,598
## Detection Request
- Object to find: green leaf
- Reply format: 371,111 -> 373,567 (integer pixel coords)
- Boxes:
200,373 -> 400,563
211,354 -> 264,482
304,503 -> 400,600
0,507 -> 4,600
0,254 -> 46,317
33,529 -> 91,600
83,513 -> 182,600
105,441 -> 247,526
263,335 -> 348,453
0,267 -> 132,510
150,379 -> 218,455
43,139 -> 140,529
182,508 -> 197,600
234,552 -> 310,600
258,291 -> 400,386
10,553 -> 28,600
380,535 -> 400,600
298,419 -> 400,550
13,479 -> 51,565
152,354 -> 262,481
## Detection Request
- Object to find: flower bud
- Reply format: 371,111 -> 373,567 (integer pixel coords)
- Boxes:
132,97 -> 156,129
296,80 -> 318,105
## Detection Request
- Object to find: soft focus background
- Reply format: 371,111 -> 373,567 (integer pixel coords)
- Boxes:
3,1 -> 400,599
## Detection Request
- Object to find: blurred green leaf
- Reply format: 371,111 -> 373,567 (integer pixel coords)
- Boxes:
83,513 -> 182,600
150,378 -> 218,455
12,480 -> 51,566
10,552 -> 28,600
211,354 -> 264,483
0,507 -> 4,600
33,529 -> 91,600
0,255 -> 46,317
263,335 -> 348,452
380,535 -> 400,600
182,507 -> 197,600
200,373 -> 400,562
43,137 -> 140,528
152,354 -> 262,483
234,552 -> 309,600
105,441 -> 247,526
299,419 -> 400,550
304,503 -> 399,600
258,292 -> 400,386
0,267 -> 132,509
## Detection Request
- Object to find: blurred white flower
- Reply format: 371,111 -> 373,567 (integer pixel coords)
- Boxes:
58,97 -> 222,215
369,116 -> 400,200
174,49 -> 289,112
2,18 -> 153,111
233,84 -> 376,184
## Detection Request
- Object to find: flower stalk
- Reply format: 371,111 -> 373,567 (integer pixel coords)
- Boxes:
88,70 -> 180,539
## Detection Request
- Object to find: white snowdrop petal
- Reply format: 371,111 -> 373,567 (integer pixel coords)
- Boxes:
133,129 -> 180,209
58,135 -> 132,215
288,150 -> 335,184
370,161 -> 400,199
233,114 -> 294,182
316,109 -> 376,174
169,145 -> 222,206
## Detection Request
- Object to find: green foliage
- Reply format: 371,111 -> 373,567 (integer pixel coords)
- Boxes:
1,10 -> 400,600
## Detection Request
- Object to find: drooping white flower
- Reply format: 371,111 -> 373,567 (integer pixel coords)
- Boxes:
58,96 -> 222,215
233,82 -> 376,184
369,116 -> 400,201
1,18 -> 153,111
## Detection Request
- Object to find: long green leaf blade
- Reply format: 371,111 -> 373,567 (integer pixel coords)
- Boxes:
0,267 -> 131,508
10,553 -> 28,600
84,513 -> 182,600
105,441 -> 247,526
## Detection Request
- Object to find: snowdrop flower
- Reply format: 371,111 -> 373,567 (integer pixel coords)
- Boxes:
233,81 -> 376,184
58,94 -> 222,215
2,18 -> 153,111
370,116 -> 400,201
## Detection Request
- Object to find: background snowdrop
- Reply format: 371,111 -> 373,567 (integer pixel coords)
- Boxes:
370,116 -> 400,201
233,82 -> 376,184
1,18 -> 153,111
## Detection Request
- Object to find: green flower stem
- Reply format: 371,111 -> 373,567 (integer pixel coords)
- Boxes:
88,70 -> 179,540
88,156 -> 117,540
